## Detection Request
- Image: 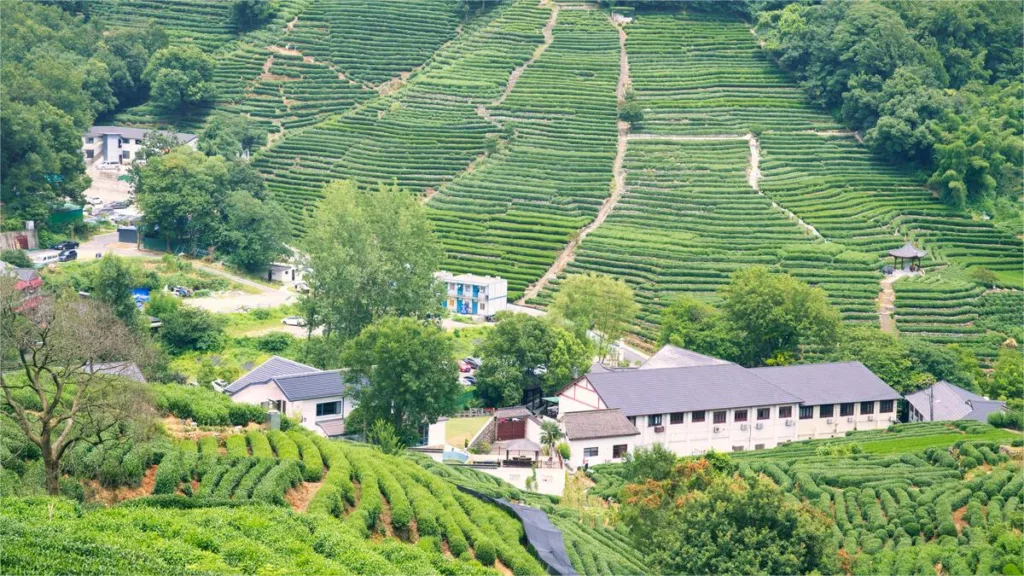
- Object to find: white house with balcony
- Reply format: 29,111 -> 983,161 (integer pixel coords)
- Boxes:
82,125 -> 197,165
557,344 -> 901,456
436,271 -> 507,317
225,356 -> 355,437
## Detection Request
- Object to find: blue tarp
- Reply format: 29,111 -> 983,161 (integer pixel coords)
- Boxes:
132,288 -> 150,309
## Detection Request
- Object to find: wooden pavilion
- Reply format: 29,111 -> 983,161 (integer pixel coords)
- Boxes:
889,241 -> 926,271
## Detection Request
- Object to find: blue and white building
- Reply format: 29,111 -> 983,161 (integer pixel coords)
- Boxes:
436,271 -> 507,317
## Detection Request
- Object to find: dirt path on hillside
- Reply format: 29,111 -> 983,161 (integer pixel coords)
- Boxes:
285,479 -> 325,513
518,13 -> 627,303
613,15 -> 630,104
877,270 -> 920,334
746,135 -> 760,191
878,276 -> 898,334
493,5 -> 558,108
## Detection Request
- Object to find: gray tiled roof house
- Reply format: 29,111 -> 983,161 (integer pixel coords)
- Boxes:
225,356 -> 346,401
905,381 -> 1005,422
563,409 -> 640,441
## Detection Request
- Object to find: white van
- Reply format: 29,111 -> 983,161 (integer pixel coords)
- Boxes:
28,250 -> 61,267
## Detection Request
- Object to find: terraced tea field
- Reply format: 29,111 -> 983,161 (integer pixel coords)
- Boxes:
589,422 -> 1023,575
91,1 -> 1022,357
282,0 -> 465,85
891,277 -> 1011,361
427,8 -> 620,296
625,12 -> 844,136
253,0 -> 550,229
758,134 -> 1023,272
733,424 -> 1023,574
538,138 -> 878,338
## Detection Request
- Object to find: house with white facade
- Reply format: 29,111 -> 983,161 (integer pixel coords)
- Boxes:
905,381 -> 1007,423
557,344 -> 902,456
225,356 -> 354,437
82,126 -> 197,165
436,271 -> 507,317
561,409 -> 640,468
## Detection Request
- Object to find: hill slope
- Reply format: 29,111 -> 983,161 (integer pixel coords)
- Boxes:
1,428 -> 647,576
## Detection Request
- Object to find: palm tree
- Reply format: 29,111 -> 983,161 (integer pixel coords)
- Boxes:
540,420 -> 563,460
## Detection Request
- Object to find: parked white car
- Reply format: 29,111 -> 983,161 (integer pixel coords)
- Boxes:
282,316 -> 307,327
96,161 -> 121,171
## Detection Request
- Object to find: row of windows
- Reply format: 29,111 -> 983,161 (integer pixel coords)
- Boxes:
635,400 -> 895,428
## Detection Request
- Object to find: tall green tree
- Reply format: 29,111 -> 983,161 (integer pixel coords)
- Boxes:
142,46 -> 216,113
199,114 -> 267,159
231,0 -> 277,32
620,456 -> 838,575
133,147 -> 230,252
93,254 -> 139,329
341,317 -> 459,442
474,313 -> 591,407
986,347 -> 1023,401
719,266 -> 841,366
218,191 -> 289,273
658,295 -> 742,362
301,181 -> 443,342
549,272 -> 639,359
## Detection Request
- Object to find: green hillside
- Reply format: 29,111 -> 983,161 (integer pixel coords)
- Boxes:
588,422 -> 1024,575
39,0 -> 1022,360
1,424 -> 648,575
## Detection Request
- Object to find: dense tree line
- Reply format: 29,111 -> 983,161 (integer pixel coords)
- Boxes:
754,0 -> 1022,209
0,1 -> 165,226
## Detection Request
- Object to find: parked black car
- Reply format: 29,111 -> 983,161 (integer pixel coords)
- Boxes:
58,250 -> 78,262
51,240 -> 79,251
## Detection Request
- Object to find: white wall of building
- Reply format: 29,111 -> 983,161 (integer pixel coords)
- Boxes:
627,404 -> 800,456
562,400 -> 897,458
794,401 -> 896,440
438,271 -> 508,316
567,435 -> 637,469
558,380 -> 607,414
230,383 -> 354,436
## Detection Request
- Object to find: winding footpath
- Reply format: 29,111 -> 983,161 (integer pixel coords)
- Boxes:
519,13 -> 630,303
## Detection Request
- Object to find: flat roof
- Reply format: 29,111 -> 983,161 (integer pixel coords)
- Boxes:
86,125 -> 197,144
436,271 -> 506,285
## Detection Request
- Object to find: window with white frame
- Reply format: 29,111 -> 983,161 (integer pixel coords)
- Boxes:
583,447 -> 599,458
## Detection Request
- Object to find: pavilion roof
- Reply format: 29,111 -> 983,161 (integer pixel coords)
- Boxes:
889,242 -> 926,259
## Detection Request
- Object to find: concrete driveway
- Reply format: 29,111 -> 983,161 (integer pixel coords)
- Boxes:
78,233 -> 297,312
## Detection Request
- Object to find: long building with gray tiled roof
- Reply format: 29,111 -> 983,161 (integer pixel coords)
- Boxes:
557,345 -> 903,462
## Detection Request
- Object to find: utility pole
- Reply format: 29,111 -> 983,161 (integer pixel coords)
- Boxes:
928,385 -> 934,422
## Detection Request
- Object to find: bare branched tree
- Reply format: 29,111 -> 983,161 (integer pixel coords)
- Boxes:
1,276 -> 154,494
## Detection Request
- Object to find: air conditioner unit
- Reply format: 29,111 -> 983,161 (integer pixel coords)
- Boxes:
740,424 -> 748,431
654,425 -> 665,433
713,426 -> 722,434
755,423 -> 764,430
785,420 -> 795,427
847,417 -> 854,423
888,416 -> 897,422
867,415 -> 874,422
826,418 -> 834,424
